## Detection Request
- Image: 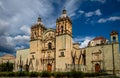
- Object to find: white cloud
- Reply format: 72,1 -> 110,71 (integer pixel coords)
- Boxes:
64,0 -> 81,17
11,14 -> 21,23
108,16 -> 120,21
20,25 -> 30,35
79,10 -> 85,14
69,13 -> 76,17
73,36 -> 94,48
0,35 -> 15,54
85,12 -> 94,17
0,0 -> 82,35
95,9 -> 102,16
13,35 -> 30,44
0,34 -> 29,49
0,0 -> 54,35
85,9 -> 102,17
0,1 -> 5,10
15,46 -> 25,50
98,16 -> 120,23
5,35 -> 30,49
0,19 -> 9,26
80,39 -> 91,48
90,0 -> 106,3
0,19 -> 10,35
64,0 -> 79,12
98,18 -> 106,23
0,34 -> 29,54
78,9 -> 102,17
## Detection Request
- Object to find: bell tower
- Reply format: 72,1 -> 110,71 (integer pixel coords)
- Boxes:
55,9 -> 72,71
56,9 -> 72,36
110,31 -> 118,43
30,17 -> 46,40
30,17 -> 46,71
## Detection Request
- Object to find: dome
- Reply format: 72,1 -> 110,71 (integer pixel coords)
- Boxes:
88,36 -> 108,47
93,36 -> 107,41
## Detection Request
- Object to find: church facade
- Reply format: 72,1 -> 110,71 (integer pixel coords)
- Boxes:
15,9 -> 86,72
15,9 -> 120,74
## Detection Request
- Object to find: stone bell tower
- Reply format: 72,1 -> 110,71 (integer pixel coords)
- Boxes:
55,9 -> 72,71
110,31 -> 118,43
30,17 -> 46,40
30,17 -> 46,71
56,9 -> 72,36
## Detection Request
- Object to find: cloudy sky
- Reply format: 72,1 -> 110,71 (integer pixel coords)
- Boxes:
0,0 -> 120,56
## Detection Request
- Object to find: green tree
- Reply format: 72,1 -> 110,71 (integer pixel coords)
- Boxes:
0,62 -> 13,72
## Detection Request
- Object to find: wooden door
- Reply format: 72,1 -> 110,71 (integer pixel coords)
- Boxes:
95,63 -> 100,72
47,63 -> 52,72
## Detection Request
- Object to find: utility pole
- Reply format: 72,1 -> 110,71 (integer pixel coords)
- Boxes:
112,43 -> 115,75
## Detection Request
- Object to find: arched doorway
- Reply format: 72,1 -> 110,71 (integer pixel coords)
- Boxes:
47,63 -> 52,72
95,63 -> 100,72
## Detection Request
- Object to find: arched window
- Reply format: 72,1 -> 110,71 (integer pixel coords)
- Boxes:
61,26 -> 63,33
48,42 -> 52,49
113,36 -> 116,42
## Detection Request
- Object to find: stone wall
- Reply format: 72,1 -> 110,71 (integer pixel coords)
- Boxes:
15,49 -> 29,71
85,43 -> 120,74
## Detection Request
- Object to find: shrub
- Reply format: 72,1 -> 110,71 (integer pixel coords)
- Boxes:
85,72 -> 109,77
0,71 -> 110,77
8,72 -> 16,76
85,72 -> 98,77
16,72 -> 29,76
85,72 -> 92,77
50,72 -> 54,77
40,71 -> 50,77
65,71 -> 72,77
53,72 -> 66,78
0,62 -> 13,72
70,70 -> 84,78
29,72 -> 39,77
52,71 -> 85,78
0,72 -> 8,77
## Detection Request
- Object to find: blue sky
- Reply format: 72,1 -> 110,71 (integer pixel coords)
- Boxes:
0,0 -> 120,56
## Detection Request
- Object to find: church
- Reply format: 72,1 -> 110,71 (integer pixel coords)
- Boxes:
15,9 -> 120,75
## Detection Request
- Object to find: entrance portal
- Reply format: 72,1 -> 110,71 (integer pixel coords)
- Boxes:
95,63 -> 100,72
47,63 -> 52,72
